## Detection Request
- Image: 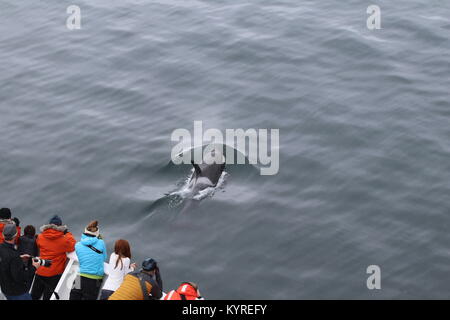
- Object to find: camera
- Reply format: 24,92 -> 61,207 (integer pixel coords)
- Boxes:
32,257 -> 52,268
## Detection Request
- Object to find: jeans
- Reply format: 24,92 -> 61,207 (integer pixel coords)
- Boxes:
31,274 -> 62,300
6,293 -> 32,300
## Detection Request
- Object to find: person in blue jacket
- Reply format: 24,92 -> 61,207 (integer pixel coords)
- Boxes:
75,220 -> 107,300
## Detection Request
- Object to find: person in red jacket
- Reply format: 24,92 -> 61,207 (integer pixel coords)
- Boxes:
0,208 -> 21,244
164,282 -> 203,300
31,215 -> 76,300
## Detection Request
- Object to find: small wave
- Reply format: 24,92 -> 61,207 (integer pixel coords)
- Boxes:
339,25 -> 390,44
418,15 -> 448,22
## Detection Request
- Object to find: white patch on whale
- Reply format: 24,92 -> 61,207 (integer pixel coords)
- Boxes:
169,169 -> 228,202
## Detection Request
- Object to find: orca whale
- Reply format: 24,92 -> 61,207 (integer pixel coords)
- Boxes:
188,149 -> 226,195
173,148 -> 226,215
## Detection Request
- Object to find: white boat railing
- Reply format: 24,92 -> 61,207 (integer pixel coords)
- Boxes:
50,251 -> 80,300
51,251 -> 110,300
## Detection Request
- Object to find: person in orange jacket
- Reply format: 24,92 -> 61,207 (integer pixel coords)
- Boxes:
164,282 -> 203,300
0,208 -> 21,245
31,215 -> 76,300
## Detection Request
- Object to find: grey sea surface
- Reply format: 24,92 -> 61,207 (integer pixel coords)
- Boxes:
1,0 -> 449,299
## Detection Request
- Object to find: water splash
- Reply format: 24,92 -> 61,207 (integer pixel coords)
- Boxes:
192,171 -> 228,201
169,168 -> 228,202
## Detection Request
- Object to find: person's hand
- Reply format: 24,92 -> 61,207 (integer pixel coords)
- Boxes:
130,263 -> 137,270
12,217 -> 20,227
20,254 -> 30,260
31,259 -> 41,269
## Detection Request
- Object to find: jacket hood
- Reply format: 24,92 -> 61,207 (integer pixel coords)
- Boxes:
80,233 -> 99,246
176,283 -> 199,298
0,219 -> 15,225
40,224 -> 67,240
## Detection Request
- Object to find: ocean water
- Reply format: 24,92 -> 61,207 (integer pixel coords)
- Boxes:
1,0 -> 450,299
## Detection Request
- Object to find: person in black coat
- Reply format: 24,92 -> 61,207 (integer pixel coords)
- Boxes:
17,225 -> 39,292
18,225 -> 38,257
0,224 -> 40,300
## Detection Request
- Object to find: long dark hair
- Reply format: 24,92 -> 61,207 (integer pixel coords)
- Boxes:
114,239 -> 131,270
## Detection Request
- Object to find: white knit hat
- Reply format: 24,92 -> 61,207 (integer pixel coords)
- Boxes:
84,226 -> 100,237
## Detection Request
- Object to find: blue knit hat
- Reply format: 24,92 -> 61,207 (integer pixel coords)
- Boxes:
49,215 -> 62,226
142,258 -> 157,271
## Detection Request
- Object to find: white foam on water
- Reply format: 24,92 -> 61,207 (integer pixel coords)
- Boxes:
169,168 -> 195,198
169,169 -> 228,202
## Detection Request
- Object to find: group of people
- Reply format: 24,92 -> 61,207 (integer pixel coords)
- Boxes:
0,208 -> 203,301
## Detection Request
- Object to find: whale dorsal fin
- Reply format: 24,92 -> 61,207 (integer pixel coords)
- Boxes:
191,160 -> 202,176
